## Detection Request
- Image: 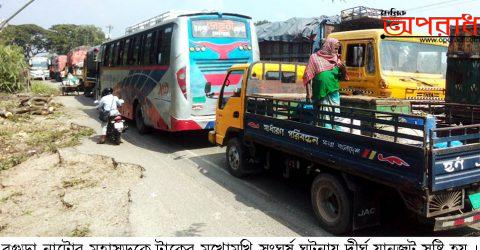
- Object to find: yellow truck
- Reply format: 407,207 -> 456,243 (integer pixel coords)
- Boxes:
328,29 -> 448,100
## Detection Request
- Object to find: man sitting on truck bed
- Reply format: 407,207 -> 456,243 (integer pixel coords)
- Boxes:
303,38 -> 349,130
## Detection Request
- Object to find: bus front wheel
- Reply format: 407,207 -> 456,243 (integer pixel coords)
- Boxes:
135,105 -> 150,134
311,173 -> 352,235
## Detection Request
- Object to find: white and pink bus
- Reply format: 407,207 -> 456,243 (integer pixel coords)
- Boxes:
98,11 -> 259,133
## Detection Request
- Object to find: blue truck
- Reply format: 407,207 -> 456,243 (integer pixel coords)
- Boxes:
209,61 -> 480,234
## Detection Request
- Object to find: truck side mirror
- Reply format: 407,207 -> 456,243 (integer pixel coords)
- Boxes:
204,82 -> 212,96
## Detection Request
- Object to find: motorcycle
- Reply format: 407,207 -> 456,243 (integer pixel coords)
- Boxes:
94,99 -> 126,145
106,111 -> 125,145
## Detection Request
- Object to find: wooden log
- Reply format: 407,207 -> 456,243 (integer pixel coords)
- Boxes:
20,98 -> 31,106
31,97 -> 52,103
31,110 -> 50,115
10,107 -> 31,114
0,110 -> 13,118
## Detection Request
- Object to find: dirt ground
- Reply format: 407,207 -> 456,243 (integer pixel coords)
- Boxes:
0,148 -> 144,236
0,93 -> 144,236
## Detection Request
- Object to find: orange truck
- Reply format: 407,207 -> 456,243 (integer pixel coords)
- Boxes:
67,46 -> 89,88
52,55 -> 67,82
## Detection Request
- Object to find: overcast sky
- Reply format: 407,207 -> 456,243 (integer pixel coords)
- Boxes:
1,0 -> 479,38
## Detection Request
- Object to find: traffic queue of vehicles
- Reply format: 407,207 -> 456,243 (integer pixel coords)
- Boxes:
82,9 -> 479,234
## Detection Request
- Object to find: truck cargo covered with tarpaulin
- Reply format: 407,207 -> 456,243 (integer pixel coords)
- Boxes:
256,16 -> 340,62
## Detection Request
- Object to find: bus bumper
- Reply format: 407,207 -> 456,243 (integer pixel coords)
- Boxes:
434,210 -> 480,231
170,116 -> 215,131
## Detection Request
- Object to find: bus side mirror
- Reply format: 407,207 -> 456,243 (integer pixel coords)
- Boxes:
28,59 -> 32,66
204,82 -> 212,97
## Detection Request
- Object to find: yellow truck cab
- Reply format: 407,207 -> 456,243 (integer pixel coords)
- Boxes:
328,29 -> 448,100
208,62 -> 306,146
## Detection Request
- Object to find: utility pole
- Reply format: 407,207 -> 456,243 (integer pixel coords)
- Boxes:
106,25 -> 113,40
0,0 -> 36,31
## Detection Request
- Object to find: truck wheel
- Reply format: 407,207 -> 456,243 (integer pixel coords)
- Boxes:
226,137 -> 247,178
311,173 -> 352,235
135,105 -> 150,134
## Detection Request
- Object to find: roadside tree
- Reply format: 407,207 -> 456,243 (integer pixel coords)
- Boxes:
48,24 -> 106,54
0,24 -> 50,59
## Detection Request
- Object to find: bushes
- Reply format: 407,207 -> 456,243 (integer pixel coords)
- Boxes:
0,45 -> 27,93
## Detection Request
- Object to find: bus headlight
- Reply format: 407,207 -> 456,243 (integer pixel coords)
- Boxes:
189,47 -> 195,52
200,47 -> 206,52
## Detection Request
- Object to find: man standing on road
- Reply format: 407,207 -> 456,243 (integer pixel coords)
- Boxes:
303,38 -> 349,130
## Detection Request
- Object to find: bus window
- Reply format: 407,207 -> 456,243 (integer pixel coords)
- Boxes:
115,41 -> 122,66
123,39 -> 130,65
346,44 -> 365,67
127,37 -> 135,65
366,43 -> 375,74
143,33 -> 153,65
265,71 -> 297,83
155,28 -> 163,64
103,44 -> 111,67
117,40 -> 125,66
149,31 -> 157,64
156,25 -> 172,65
112,42 -> 118,67
108,43 -> 115,67
133,35 -> 141,65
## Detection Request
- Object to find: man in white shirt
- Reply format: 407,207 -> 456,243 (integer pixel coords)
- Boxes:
96,87 -> 124,144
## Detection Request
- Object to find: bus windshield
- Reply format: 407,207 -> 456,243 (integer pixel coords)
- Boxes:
31,60 -> 48,68
380,40 -> 447,76
191,19 -> 247,38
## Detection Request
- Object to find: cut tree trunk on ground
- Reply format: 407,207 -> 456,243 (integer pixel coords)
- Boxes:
0,110 -> 13,118
7,96 -> 57,116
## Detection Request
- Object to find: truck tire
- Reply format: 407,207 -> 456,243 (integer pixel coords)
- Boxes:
311,173 -> 352,235
135,105 -> 150,134
226,137 -> 247,178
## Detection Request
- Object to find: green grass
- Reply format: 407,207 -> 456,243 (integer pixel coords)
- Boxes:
62,178 -> 87,188
31,81 -> 60,96
61,127 -> 94,148
69,225 -> 90,237
1,125 -> 94,172
0,154 -> 28,171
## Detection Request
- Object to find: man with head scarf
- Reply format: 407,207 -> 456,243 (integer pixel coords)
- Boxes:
303,37 -> 349,129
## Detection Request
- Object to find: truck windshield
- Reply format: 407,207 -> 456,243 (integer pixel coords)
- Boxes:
380,40 -> 447,76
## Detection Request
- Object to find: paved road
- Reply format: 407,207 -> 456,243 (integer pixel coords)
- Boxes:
57,95 -> 480,237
